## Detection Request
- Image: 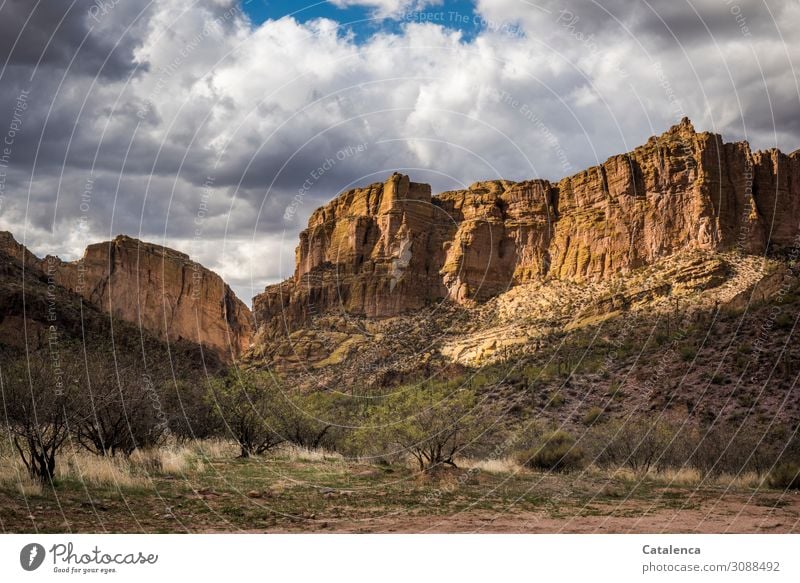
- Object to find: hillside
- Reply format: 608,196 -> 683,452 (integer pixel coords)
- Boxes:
0,232 -> 253,361
245,119 -> 800,429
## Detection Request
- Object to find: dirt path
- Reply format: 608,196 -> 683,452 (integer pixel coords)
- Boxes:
214,494 -> 800,534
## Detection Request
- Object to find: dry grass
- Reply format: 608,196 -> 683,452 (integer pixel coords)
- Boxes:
282,445 -> 343,463
715,472 -> 764,489
130,445 -> 192,476
189,439 -> 238,460
652,468 -> 765,489
458,457 -> 523,474
58,449 -> 143,489
607,466 -> 765,489
650,467 -> 703,486
59,442 -> 206,487
0,457 -> 43,496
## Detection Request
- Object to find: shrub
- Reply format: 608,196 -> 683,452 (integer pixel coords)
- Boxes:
73,350 -> 170,457
590,418 -> 678,475
709,373 -> 727,385
768,463 -> 800,490
546,390 -> 565,409
355,381 -> 493,471
582,406 -> 604,426
516,430 -> 584,472
679,345 -> 697,362
207,369 -> 288,457
2,351 -> 82,482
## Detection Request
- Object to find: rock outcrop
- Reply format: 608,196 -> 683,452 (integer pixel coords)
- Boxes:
252,119 -> 800,343
0,233 -> 253,360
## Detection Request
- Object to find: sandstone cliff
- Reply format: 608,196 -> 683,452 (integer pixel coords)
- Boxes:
0,233 -> 253,360
252,119 -> 800,344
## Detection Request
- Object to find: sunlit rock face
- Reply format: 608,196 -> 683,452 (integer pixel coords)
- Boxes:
252,119 -> 800,345
0,232 -> 253,361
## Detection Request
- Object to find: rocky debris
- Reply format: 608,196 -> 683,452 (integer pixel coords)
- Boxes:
251,119 -> 800,364
0,232 -> 253,361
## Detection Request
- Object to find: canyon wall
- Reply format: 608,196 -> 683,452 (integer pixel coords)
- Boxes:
253,119 -> 800,340
0,233 -> 253,360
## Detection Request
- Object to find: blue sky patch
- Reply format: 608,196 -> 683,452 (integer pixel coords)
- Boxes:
240,0 -> 490,43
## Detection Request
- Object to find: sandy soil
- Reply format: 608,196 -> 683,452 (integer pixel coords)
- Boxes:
229,494 -> 800,534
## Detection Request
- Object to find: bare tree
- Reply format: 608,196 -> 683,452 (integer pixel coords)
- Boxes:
207,369 -> 287,457
357,381 -> 488,471
72,350 -> 168,457
1,351 -> 79,483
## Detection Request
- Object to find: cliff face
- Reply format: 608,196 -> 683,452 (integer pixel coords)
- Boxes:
253,119 -> 800,341
0,233 -> 253,360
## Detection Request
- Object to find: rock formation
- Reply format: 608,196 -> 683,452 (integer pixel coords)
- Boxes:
253,119 -> 800,343
0,232 -> 253,360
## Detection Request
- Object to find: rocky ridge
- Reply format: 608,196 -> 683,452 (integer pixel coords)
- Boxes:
0,232 -> 253,360
251,119 -> 800,365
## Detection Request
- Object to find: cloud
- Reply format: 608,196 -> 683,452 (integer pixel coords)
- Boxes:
328,0 -> 443,19
0,0 -> 798,303
0,0 -> 148,78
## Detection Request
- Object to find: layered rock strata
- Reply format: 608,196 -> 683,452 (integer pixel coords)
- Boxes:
1,232 -> 253,360
253,119 -> 800,342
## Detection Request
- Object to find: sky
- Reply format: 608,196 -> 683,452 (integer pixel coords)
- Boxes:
0,0 -> 798,304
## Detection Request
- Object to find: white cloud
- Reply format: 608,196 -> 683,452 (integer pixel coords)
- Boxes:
2,0 -> 799,304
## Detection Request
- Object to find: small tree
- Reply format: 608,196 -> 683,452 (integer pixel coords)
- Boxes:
207,369 -> 287,457
73,350 -> 169,457
1,351 -> 80,483
280,390 -> 341,451
361,381 -> 488,471
592,417 -> 676,475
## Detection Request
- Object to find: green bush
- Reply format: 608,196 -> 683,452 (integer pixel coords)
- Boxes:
582,406 -> 604,426
768,463 -> 800,490
679,345 -> 697,362
546,390 -> 566,409
353,381 -> 493,471
516,430 -> 584,472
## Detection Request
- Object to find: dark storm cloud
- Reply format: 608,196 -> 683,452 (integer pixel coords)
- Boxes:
626,0 -> 792,47
0,0 -> 148,79
1,0 -> 799,303
536,0 -> 789,45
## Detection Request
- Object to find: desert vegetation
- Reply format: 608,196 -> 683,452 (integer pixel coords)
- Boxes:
2,281 -> 800,533
2,345 -> 800,494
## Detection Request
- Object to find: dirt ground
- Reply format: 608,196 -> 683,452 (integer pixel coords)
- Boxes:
3,454 -> 799,534
245,493 -> 800,534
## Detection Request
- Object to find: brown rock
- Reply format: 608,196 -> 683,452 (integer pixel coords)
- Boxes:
1,232 -> 253,361
252,119 -> 800,350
